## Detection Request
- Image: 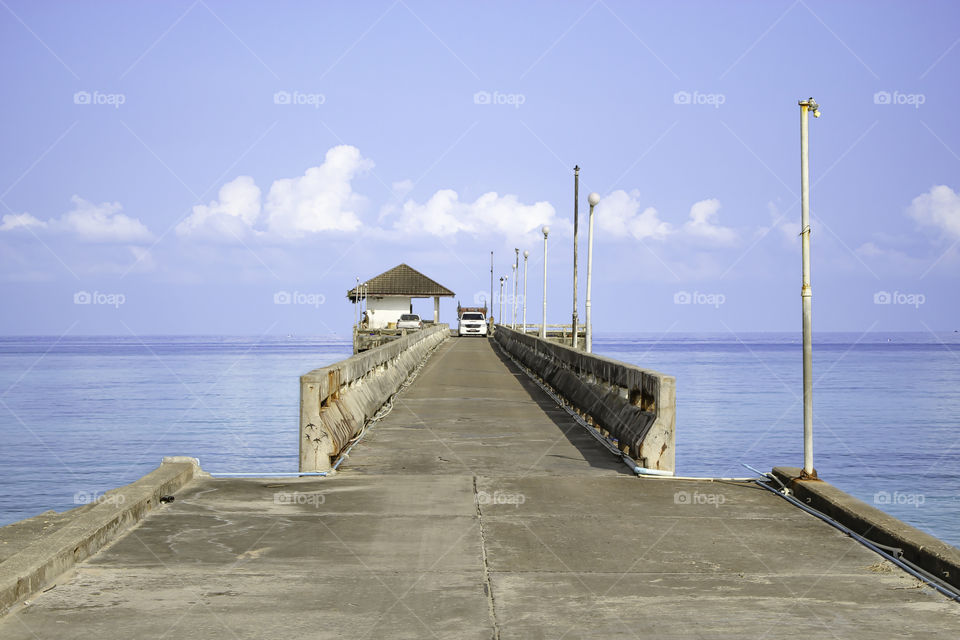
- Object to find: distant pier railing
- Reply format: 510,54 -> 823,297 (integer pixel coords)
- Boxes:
497,324 -> 586,348
494,325 -> 676,472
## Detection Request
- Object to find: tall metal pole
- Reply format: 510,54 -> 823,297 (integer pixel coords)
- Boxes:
490,251 -> 494,329
572,166 -> 580,349
586,193 -> 599,353
541,226 -> 549,339
499,276 -> 505,325
522,250 -> 529,334
799,97 -> 819,478
510,249 -> 520,329
354,276 -> 359,327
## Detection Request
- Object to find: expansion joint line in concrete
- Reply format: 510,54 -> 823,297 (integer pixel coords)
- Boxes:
473,475 -> 501,640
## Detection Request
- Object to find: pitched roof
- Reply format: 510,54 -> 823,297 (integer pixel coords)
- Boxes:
347,264 -> 455,300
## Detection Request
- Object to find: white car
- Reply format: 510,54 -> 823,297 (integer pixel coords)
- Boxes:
458,312 -> 487,337
397,314 -> 423,330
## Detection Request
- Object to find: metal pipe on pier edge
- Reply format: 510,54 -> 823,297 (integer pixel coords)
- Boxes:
586,192 -> 600,353
512,248 -> 519,329
541,225 -> 550,339
798,97 -> 820,478
522,250 -> 529,334
572,166 -> 580,349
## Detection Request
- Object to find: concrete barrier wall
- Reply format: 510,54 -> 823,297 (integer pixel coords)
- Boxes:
300,324 -> 449,472
494,326 -> 676,472
0,457 -> 203,614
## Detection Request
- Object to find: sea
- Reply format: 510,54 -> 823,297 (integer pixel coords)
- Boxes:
0,332 -> 957,548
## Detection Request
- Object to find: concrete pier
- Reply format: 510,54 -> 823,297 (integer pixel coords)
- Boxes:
2,337 -> 959,638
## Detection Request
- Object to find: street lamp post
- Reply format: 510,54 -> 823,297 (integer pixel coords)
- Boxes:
512,248 -> 519,329
572,165 -> 580,349
499,276 -> 505,325
489,251 -> 494,330
541,225 -> 549,339
586,192 -> 600,353
522,250 -> 529,334
799,96 -> 820,479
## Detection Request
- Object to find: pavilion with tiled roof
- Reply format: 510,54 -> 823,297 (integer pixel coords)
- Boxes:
347,264 -> 455,328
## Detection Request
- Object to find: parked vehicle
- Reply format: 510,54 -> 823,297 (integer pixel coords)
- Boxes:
458,311 -> 487,337
397,314 -> 423,330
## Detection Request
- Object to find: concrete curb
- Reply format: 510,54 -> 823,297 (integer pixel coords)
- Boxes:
773,466 -> 960,590
0,457 -> 204,615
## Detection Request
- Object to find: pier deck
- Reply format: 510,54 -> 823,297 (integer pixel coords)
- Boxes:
2,338 -> 958,638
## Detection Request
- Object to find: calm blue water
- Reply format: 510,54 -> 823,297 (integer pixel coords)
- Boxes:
0,333 -> 957,548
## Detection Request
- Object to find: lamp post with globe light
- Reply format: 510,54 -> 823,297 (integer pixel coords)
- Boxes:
522,250 -> 529,334
499,276 -> 506,325
585,193 -> 600,353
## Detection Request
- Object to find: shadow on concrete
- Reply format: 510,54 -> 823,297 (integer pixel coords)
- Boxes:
487,337 -> 632,476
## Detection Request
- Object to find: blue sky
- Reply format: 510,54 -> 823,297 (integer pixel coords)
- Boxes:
1,0 -> 958,336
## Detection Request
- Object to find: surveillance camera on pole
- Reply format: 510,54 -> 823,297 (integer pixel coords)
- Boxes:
798,97 -> 820,479
572,166 -> 580,348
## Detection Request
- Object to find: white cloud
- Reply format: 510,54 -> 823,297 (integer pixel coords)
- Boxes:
56,196 -> 153,243
0,212 -> 47,232
176,175 -> 261,240
394,190 -> 555,239
264,145 -> 373,236
391,179 -> 414,198
683,198 -> 738,245
856,242 -> 888,257
594,190 -> 672,240
1,196 -> 152,243
908,184 -> 960,239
